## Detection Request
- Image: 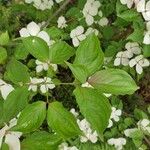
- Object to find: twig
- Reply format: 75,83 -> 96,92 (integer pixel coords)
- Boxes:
41,0 -> 71,29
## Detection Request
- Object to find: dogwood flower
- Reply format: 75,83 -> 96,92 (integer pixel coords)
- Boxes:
85,27 -> 99,36
57,16 -> 67,29
28,77 -> 44,92
19,21 -> 52,46
137,119 -> 150,134
108,107 -> 122,128
70,26 -> 86,47
107,138 -> 126,150
143,21 -> 150,44
82,0 -> 101,26
58,142 -> 78,150
35,60 -> 57,73
120,0 -> 134,8
40,77 -> 55,93
114,51 -> 130,66
77,119 -> 98,143
0,118 -> 22,150
125,42 -> 141,58
0,79 -> 14,100
33,0 -> 54,10
129,55 -> 150,74
136,0 -> 150,21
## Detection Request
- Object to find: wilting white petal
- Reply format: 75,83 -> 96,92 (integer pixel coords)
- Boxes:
72,37 -> 80,47
0,84 -> 14,100
136,0 -> 145,12
114,58 -> 121,66
136,64 -> 143,74
129,59 -> 136,67
19,28 -> 30,37
86,15 -> 94,26
27,22 -> 40,36
37,31 -> 50,44
5,133 -> 21,150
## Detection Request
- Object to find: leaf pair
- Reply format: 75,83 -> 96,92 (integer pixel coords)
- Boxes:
23,36 -> 75,64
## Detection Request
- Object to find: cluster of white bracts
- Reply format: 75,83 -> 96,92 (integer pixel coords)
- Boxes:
0,79 -> 14,100
107,107 -> 122,128
25,0 -> 64,10
28,77 -> 55,93
114,42 -> 149,74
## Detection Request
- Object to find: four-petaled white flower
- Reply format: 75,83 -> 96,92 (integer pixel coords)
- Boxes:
136,0 -> 150,21
28,77 -> 44,92
129,55 -> 150,74
107,138 -> 126,150
114,51 -> 130,66
143,21 -> 150,44
85,27 -> 99,36
137,119 -> 150,134
0,118 -> 22,150
125,42 -> 141,58
34,0 -> 54,10
108,107 -> 122,128
82,0 -> 101,26
35,60 -> 57,73
19,21 -> 52,46
77,119 -> 98,143
0,79 -> 14,100
40,77 -> 55,93
57,16 -> 67,29
120,0 -> 134,8
70,26 -> 86,47
58,142 -> 78,150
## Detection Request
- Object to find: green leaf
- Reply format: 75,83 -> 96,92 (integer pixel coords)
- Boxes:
3,86 -> 30,123
46,26 -> 63,39
143,45 -> 150,57
12,101 -> 46,133
74,34 -> 104,76
88,69 -> 139,95
47,101 -> 81,140
49,41 -> 74,64
21,131 -> 61,150
23,36 -> 49,61
5,58 -> 30,84
0,47 -> 7,64
66,62 -> 88,83
74,87 -> 111,140
14,43 -> 29,60
0,31 -> 9,46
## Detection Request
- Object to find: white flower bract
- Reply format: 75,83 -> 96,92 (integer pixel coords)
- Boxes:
107,137 -> 126,150
19,21 -> 53,46
82,0 -> 101,26
129,55 -> 149,74
0,118 -> 22,150
77,119 -> 98,143
70,26 -> 86,47
0,79 -> 14,100
57,16 -> 67,29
